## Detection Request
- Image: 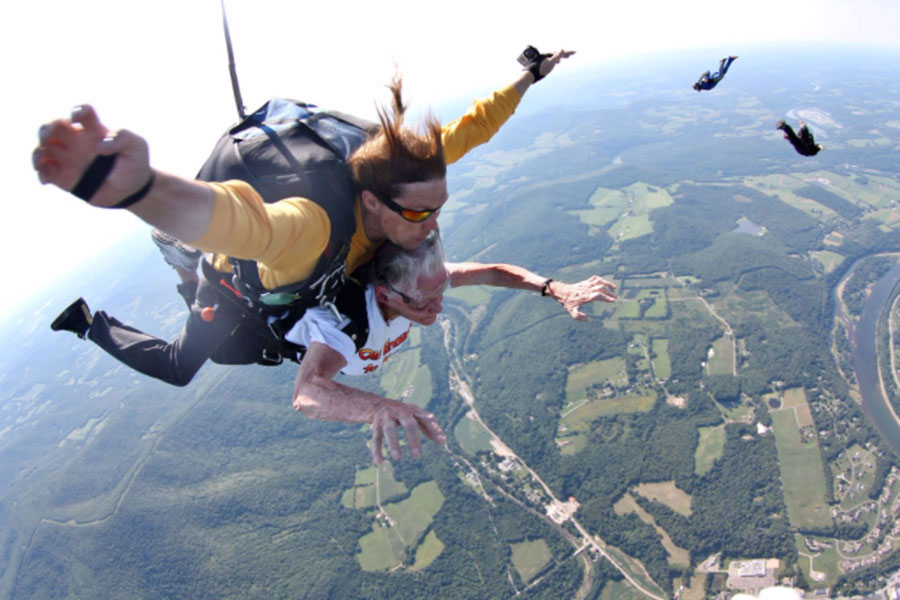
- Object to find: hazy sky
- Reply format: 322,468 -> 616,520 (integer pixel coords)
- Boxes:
3,0 -> 900,322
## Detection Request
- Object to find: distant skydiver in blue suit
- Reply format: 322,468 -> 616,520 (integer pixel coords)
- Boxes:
693,56 -> 738,91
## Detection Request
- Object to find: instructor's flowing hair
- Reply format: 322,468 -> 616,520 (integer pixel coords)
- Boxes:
349,75 -> 446,202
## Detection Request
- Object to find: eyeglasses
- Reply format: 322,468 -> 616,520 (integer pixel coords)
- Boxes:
378,194 -> 439,223
387,278 -> 450,311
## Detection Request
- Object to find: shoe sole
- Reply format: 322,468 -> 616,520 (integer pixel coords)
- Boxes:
151,229 -> 202,270
51,298 -> 91,338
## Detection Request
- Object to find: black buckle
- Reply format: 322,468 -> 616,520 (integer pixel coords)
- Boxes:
259,346 -> 283,366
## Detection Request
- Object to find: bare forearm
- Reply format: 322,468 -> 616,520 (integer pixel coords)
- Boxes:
130,171 -> 216,242
511,71 -> 536,97
448,262 -> 617,320
449,261 -> 546,292
294,375 -> 379,424
293,365 -> 446,464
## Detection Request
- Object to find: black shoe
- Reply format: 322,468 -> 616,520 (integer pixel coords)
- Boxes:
776,120 -> 786,131
151,229 -> 202,270
51,298 -> 93,339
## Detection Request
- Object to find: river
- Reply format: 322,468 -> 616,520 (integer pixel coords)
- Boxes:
843,261 -> 900,453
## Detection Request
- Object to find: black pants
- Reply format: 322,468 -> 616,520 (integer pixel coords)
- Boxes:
87,277 -> 266,387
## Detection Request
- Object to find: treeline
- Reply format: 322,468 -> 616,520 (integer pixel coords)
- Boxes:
843,255 -> 896,318
444,169 -> 615,273
13,358 -> 595,600
794,184 -> 863,220
735,316 -> 831,390
684,423 -> 796,562
739,269 -> 828,331
567,415 -> 796,589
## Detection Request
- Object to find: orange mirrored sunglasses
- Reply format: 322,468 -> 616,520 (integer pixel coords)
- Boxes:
378,195 -> 438,223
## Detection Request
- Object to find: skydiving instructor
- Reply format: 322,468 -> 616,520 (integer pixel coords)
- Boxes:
33,47 -> 575,459
35,48 -> 575,386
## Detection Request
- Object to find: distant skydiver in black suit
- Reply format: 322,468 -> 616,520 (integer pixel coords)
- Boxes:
776,119 -> 823,156
693,56 -> 738,91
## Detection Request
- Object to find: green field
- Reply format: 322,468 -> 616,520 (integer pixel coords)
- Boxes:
379,348 -> 432,409
341,463 -> 408,509
557,433 -> 588,455
810,250 -> 845,273
569,186 -> 630,226
609,214 -> 653,242
720,400 -> 754,422
695,426 -> 726,476
770,410 -> 832,529
561,391 -> 656,432
604,544 -> 669,599
625,276 -> 683,288
615,493 -> 691,567
644,298 -> 668,318
629,333 -> 648,354
636,288 -> 668,318
705,336 -> 734,376
454,414 -> 494,454
611,298 -> 642,319
634,482 -> 692,516
866,207 -> 900,229
357,481 -> 445,571
629,183 -> 674,212
510,539 -> 552,583
383,481 -> 445,546
805,170 -> 899,209
354,466 -> 376,486
741,174 -> 839,222
565,358 -> 629,404
795,535 -> 841,590
651,338 -> 671,380
600,580 -> 654,600
358,521 -> 405,571
412,530 -> 444,570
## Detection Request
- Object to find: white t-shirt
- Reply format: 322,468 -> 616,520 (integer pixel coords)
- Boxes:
284,286 -> 412,376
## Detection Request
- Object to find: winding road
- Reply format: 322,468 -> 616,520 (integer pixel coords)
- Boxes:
440,311 -> 667,600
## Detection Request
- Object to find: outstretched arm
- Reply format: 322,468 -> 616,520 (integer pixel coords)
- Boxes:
293,342 -> 446,464
441,49 -> 575,164
447,262 -> 617,321
33,104 -> 215,241
512,49 -> 576,97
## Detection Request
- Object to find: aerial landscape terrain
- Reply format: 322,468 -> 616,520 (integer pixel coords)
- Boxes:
2,45 -> 900,599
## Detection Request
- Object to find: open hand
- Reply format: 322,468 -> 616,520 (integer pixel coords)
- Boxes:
370,398 -> 446,465
538,49 -> 576,79
551,275 -> 617,321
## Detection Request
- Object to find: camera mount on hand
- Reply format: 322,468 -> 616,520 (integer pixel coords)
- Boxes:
517,45 -> 552,82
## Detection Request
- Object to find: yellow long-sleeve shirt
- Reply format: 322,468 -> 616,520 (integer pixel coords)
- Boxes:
189,84 -> 522,290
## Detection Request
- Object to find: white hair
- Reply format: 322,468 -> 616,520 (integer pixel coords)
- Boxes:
373,230 -> 446,300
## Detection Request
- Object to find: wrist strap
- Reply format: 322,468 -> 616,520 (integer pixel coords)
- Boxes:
112,173 -> 155,209
71,153 -> 154,209
72,154 -> 116,201
527,53 -> 552,83
541,278 -> 553,297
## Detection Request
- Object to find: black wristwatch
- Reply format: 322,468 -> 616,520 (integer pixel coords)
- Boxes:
541,278 -> 554,296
